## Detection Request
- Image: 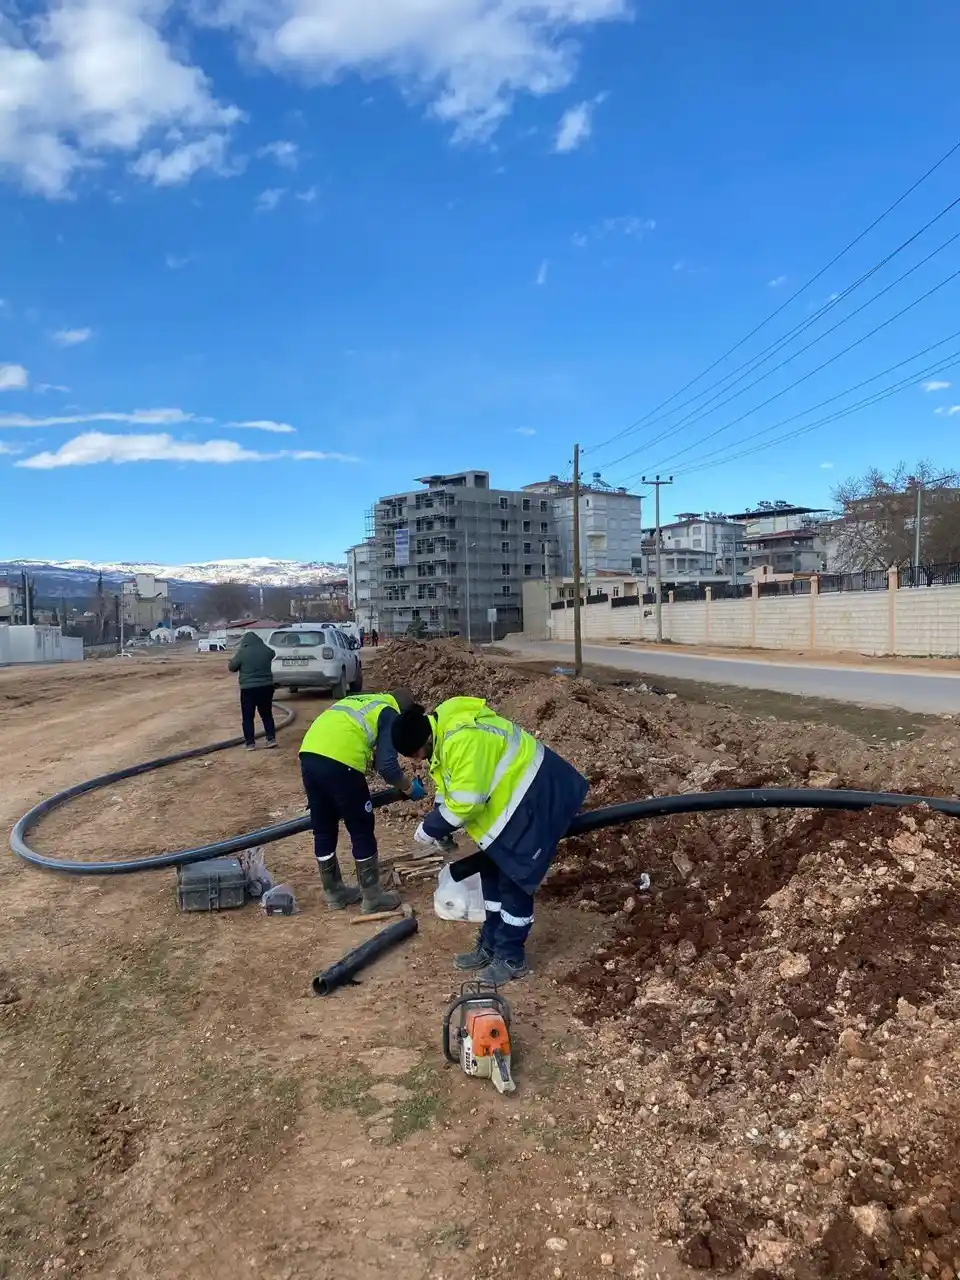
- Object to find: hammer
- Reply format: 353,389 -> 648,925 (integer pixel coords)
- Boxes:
349,903 -> 416,926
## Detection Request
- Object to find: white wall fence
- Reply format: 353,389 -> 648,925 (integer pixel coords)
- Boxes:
539,571 -> 960,658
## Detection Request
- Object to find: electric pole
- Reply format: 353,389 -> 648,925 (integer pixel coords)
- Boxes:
572,443 -> 583,675
642,474 -> 673,643
914,484 -> 923,571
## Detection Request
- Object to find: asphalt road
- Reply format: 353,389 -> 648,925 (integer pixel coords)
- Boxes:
500,638 -> 960,715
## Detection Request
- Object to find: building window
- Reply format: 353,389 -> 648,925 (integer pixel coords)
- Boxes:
540,522 -> 549,533
541,563 -> 547,576
540,500 -> 549,513
522,521 -> 531,534
501,584 -> 512,596
500,519 -> 509,532
501,564 -> 511,576
501,541 -> 510,553
523,542 -> 532,553
499,496 -> 509,510
522,498 -> 531,511
524,564 -> 533,576
613,586 -> 620,597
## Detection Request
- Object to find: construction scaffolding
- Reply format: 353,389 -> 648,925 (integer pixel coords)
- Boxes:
366,472 -> 560,640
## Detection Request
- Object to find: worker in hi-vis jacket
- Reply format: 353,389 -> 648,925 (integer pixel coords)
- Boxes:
299,689 -> 425,913
391,695 -> 588,983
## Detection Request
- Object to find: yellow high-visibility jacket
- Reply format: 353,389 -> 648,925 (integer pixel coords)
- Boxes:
427,697 -> 543,848
300,693 -> 401,773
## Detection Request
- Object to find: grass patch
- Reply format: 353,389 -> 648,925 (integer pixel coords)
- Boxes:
317,1066 -> 379,1119
426,1223 -> 471,1252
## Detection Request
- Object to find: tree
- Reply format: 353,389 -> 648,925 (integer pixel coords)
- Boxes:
406,617 -> 427,639
831,461 -> 960,571
198,581 -> 253,624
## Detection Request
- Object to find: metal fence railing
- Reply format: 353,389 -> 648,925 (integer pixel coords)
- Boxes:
816,570 -> 890,593
758,579 -> 813,597
898,562 -> 960,588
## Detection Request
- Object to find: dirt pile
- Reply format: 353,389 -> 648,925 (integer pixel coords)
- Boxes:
377,640 -> 960,1278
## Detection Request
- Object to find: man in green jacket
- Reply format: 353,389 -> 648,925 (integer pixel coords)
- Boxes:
228,632 -> 277,750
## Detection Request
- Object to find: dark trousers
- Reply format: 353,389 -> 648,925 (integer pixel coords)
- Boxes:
476,853 -> 535,964
240,685 -> 276,745
299,752 -> 377,865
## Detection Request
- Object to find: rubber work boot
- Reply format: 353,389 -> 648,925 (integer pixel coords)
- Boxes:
476,956 -> 530,985
319,858 -> 362,910
454,936 -> 495,971
355,856 -> 402,914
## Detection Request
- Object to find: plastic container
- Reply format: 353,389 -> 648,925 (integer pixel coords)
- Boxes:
261,885 -> 297,916
177,856 -> 247,911
434,864 -> 486,923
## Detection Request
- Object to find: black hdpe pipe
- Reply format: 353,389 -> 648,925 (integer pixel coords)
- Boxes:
8,702 -> 400,876
312,914 -> 419,996
447,786 -> 960,882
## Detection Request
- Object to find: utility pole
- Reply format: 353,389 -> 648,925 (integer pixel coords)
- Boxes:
914,484 -> 923,571
572,443 -> 583,675
642,474 -> 673,643
464,540 -> 474,644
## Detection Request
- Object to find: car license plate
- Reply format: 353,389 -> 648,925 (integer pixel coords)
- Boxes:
282,658 -> 308,666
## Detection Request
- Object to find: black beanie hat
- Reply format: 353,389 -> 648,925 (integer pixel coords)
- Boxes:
391,704 -> 432,756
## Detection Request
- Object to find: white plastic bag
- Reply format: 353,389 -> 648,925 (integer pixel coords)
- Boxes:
434,864 -> 486,923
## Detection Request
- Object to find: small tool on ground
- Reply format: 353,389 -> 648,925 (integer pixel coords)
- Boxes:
349,903 -> 415,926
442,981 -> 516,1094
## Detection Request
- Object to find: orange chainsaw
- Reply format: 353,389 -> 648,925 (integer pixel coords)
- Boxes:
442,982 -> 516,1094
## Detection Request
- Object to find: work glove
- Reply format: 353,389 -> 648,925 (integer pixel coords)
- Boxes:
408,778 -> 426,801
413,822 -> 458,853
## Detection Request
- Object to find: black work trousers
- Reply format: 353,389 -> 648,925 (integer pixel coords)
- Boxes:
240,685 -> 276,746
299,752 -> 377,865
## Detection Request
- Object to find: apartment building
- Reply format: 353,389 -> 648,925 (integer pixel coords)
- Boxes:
346,539 -> 379,632
367,470 -> 558,640
523,473 -> 642,576
120,573 -> 173,633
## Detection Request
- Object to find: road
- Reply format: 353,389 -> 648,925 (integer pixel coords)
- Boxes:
500,638 -> 960,714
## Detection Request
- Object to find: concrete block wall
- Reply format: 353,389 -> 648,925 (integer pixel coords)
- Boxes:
532,581 -> 960,658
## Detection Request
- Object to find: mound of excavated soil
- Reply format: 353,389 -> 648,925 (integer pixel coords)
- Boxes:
376,641 -> 960,1279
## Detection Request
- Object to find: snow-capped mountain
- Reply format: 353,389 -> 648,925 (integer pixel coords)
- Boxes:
6,557 -> 347,588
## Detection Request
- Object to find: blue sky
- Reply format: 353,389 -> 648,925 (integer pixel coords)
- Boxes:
2,0 -> 960,562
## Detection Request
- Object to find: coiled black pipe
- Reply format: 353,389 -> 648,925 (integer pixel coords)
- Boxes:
446,786 -> 960,882
311,915 -> 419,996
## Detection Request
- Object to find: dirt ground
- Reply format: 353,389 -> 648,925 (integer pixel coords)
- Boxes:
2,643 -> 960,1280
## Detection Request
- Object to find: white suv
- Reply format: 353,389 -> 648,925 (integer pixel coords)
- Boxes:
268,625 -> 363,697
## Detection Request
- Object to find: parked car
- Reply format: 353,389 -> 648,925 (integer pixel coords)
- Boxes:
268,624 -> 362,697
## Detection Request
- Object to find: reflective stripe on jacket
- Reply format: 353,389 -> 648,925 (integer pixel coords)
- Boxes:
300,693 -> 400,773
427,696 -> 544,849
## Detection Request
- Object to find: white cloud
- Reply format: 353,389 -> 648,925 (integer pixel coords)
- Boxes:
52,327 -> 93,346
535,259 -> 549,286
200,0 -> 629,142
0,363 -> 29,391
258,139 -> 299,168
0,1 -> 242,197
296,185 -> 318,203
227,419 -> 295,434
35,383 -> 72,394
768,275 -> 787,288
572,216 -> 655,247
132,133 -> 236,186
819,461 -> 834,470
256,186 -> 287,213
515,427 -> 536,436
554,101 -> 593,153
15,431 -> 358,468
923,379 -> 952,392
934,405 -> 960,417
0,441 -> 22,455
165,252 -> 193,269
0,407 -> 196,428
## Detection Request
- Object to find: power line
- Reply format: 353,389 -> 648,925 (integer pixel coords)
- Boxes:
666,346 -> 960,480
594,195 -> 960,466
608,260 -> 960,479
652,327 -> 960,476
585,137 -> 960,457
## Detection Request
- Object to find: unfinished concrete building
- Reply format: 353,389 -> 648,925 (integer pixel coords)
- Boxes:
367,470 -> 559,640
